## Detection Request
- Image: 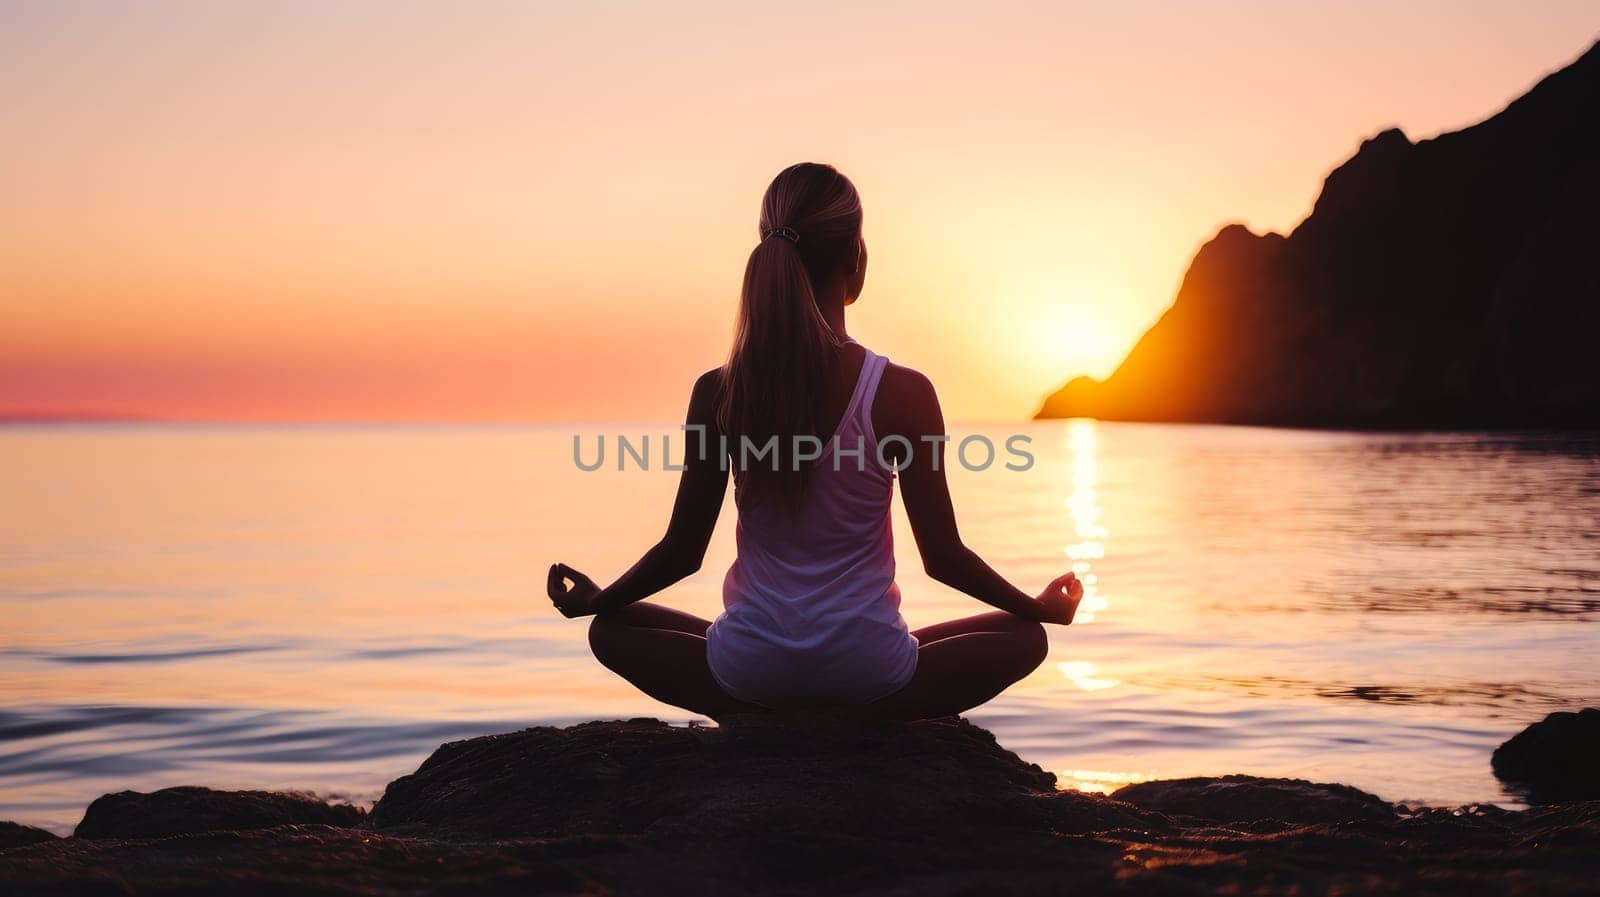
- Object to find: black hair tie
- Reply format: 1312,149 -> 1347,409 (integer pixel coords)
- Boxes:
762,226 -> 800,244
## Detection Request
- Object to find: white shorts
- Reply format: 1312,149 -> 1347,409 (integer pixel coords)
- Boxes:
705,611 -> 920,708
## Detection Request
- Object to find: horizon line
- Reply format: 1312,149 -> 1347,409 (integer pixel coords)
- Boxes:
0,413 -> 1040,428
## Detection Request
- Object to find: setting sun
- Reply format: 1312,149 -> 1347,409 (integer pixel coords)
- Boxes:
1028,301 -> 1134,383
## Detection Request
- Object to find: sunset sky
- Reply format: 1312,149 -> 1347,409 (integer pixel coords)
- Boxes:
2,2 -> 1595,421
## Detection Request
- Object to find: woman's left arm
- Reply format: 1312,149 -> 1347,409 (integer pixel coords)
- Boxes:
548,369 -> 728,618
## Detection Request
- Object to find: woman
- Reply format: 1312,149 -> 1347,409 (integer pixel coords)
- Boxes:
547,162 -> 1082,720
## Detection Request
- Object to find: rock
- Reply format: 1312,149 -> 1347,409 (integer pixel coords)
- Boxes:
2,718 -> 1599,895
0,821 -> 58,849
1039,39 -> 1600,427
1493,708 -> 1600,802
1111,774 -> 1397,826
0,826 -> 592,896
365,714 -> 1116,840
74,786 -> 365,840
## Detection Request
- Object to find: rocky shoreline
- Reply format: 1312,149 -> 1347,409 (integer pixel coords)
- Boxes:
3,713 -> 1598,895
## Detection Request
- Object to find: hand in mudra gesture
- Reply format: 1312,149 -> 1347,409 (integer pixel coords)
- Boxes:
547,563 -> 602,618
1036,572 -> 1085,625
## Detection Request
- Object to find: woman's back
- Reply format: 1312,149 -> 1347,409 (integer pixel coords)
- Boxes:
550,162 -> 1077,723
706,345 -> 920,707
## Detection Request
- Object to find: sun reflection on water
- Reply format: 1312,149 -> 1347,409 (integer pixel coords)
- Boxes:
1056,660 -> 1120,691
1057,768 -> 1151,795
1064,420 -> 1109,624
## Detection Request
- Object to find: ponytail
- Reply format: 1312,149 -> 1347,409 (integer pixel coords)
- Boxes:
718,163 -> 863,506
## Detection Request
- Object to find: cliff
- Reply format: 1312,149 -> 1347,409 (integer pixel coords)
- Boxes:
1039,40 -> 1600,427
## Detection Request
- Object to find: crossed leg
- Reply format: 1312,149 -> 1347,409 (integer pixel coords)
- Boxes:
870,611 -> 1049,720
586,602 -> 761,719
587,604 -> 1048,722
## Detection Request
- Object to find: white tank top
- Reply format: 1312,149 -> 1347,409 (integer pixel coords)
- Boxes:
705,346 -> 920,707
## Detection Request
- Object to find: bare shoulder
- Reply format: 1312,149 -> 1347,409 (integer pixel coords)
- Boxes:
687,367 -> 725,422
876,359 -> 934,406
692,366 -> 725,397
874,360 -> 944,435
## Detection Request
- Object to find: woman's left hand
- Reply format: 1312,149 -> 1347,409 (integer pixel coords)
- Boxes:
548,563 -> 601,618
1034,572 -> 1084,625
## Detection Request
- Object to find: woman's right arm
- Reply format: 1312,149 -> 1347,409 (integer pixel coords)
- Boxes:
881,365 -> 1081,624
547,369 -> 729,618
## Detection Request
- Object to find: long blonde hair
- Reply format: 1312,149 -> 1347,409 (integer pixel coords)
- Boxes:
718,163 -> 863,504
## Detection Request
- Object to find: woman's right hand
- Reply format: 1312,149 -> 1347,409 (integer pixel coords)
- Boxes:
548,563 -> 602,618
1035,572 -> 1084,625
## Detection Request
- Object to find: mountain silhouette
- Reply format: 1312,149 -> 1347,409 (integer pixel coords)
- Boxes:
1039,40 -> 1600,427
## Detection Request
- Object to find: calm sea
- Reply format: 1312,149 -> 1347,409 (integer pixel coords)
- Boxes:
1,421 -> 1596,833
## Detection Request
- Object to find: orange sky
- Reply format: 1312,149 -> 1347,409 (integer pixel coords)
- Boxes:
2,3 -> 1596,421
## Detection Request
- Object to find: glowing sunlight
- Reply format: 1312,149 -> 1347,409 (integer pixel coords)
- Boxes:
1063,420 -> 1110,624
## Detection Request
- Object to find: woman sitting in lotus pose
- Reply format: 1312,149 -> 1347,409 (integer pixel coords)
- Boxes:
548,162 -> 1082,720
